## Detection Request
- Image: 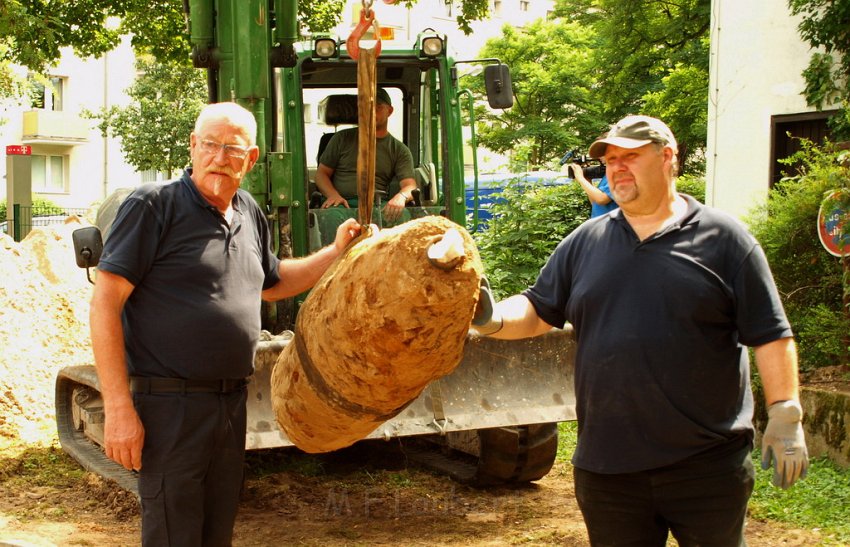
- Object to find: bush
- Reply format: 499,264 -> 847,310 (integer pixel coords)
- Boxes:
475,178 -> 590,299
676,173 -> 706,203
745,140 -> 850,370
0,197 -> 65,222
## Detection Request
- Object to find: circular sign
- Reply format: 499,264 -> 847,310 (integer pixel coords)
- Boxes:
817,191 -> 850,257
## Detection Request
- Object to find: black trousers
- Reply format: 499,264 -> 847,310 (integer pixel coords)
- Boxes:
134,389 -> 248,547
574,442 -> 755,547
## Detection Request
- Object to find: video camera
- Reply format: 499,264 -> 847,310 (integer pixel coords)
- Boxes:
559,149 -> 606,180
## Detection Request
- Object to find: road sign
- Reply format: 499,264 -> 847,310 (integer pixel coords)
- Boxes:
817,191 -> 850,257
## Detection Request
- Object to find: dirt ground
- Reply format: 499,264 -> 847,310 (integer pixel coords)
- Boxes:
0,222 -> 846,546
0,440 -> 835,547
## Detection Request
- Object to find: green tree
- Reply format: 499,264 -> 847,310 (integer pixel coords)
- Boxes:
0,0 -> 492,78
88,56 -> 207,175
789,0 -> 850,139
469,19 -> 607,170
554,0 -> 710,173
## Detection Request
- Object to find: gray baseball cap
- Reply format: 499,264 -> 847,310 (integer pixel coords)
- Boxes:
589,115 -> 677,159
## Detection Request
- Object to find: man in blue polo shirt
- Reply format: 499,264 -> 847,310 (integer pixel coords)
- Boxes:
472,115 -> 808,546
90,102 -> 361,546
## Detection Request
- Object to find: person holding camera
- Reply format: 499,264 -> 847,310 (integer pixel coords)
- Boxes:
568,162 -> 618,218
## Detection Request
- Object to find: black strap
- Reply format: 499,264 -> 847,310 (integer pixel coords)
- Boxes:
293,332 -> 410,422
129,376 -> 249,394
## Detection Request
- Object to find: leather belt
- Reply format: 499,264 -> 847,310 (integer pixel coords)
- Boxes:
129,376 -> 249,394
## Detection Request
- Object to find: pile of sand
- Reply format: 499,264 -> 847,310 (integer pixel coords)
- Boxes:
0,218 -> 95,445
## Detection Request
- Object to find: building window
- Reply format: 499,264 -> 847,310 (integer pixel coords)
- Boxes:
493,0 -> 502,17
32,155 -> 67,193
29,77 -> 65,111
519,0 -> 530,12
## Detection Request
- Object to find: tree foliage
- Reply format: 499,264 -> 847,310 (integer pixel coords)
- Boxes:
554,0 -> 710,172
469,0 -> 709,173
469,20 -> 608,169
0,0 -> 491,74
87,56 -> 207,175
789,0 -> 850,139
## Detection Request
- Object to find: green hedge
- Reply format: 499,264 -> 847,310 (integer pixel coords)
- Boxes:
745,141 -> 850,371
0,197 -> 64,222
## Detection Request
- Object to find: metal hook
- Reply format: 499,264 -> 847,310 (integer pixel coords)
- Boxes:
347,5 -> 382,60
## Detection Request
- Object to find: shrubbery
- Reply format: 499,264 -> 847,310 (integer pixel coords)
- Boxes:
745,141 -> 850,370
474,177 -> 590,300
0,197 -> 64,222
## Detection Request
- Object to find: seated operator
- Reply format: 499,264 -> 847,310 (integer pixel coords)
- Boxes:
315,87 -> 417,227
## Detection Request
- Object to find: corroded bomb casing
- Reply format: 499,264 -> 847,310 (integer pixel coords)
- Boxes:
270,216 -> 483,453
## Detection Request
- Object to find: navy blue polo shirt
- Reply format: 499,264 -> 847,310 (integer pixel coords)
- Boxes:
98,170 -> 281,380
524,194 -> 792,474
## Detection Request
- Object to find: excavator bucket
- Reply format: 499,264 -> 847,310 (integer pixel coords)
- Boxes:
245,328 -> 576,449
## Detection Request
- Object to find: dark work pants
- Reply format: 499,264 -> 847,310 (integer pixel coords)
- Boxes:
134,389 -> 248,547
573,442 -> 755,547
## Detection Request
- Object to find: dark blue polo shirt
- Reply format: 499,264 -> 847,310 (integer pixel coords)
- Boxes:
98,170 -> 281,380
524,194 -> 792,474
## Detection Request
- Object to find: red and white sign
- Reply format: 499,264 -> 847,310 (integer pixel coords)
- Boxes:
817,191 -> 850,257
5,145 -> 32,156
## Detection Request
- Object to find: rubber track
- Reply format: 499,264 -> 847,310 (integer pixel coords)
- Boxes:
405,423 -> 559,487
55,367 -> 140,496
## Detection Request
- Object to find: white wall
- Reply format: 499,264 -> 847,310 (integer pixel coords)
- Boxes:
706,0 -> 819,218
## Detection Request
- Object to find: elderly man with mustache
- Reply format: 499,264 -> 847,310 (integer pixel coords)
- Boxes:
90,102 -> 361,546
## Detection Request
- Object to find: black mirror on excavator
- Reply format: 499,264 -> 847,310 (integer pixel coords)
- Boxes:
484,64 -> 514,110
72,226 -> 103,284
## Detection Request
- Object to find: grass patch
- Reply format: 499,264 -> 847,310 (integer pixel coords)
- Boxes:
749,451 -> 850,543
556,421 -> 578,463
0,443 -> 85,488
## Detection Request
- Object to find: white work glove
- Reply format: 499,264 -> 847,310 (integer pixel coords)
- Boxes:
761,399 -> 809,489
470,277 -> 503,336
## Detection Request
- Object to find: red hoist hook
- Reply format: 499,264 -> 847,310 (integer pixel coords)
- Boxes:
346,1 -> 382,60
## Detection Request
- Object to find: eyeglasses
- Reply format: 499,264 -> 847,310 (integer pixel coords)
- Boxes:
199,139 -> 251,159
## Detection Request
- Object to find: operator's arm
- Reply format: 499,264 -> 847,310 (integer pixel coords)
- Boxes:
262,218 -> 362,301
383,177 -> 418,222
316,163 -> 348,209
90,270 -> 144,471
754,336 -> 808,489
570,163 -> 611,206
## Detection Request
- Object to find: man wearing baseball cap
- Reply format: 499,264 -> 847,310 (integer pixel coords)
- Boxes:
315,87 -> 417,230
472,114 -> 808,545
